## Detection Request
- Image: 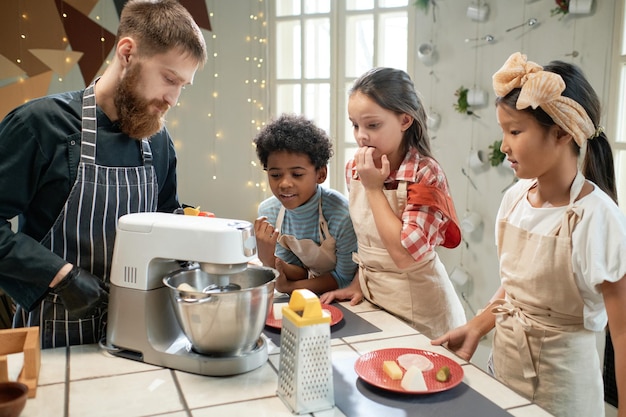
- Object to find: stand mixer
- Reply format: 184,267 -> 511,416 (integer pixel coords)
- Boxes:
106,212 -> 275,376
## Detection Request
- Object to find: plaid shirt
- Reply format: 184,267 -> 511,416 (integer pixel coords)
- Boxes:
346,147 -> 453,262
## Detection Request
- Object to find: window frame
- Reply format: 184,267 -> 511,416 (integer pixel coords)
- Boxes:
268,0 -> 413,194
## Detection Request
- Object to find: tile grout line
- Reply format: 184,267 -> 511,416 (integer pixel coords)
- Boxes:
170,369 -> 193,417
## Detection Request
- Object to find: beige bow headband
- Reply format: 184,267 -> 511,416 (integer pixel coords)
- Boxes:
492,52 -> 595,146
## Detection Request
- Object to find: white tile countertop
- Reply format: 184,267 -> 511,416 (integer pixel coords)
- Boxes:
17,300 -> 554,417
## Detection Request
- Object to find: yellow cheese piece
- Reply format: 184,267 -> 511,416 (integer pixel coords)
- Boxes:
383,360 -> 403,380
401,365 -> 428,391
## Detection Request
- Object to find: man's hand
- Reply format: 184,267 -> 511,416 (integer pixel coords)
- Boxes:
52,266 -> 109,319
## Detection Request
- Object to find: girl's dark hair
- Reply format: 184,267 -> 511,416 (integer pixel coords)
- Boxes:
496,61 -> 617,203
254,113 -> 333,170
350,67 -> 432,158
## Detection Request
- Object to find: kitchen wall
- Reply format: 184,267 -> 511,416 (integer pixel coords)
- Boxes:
2,0 -> 618,318
408,0 -> 618,315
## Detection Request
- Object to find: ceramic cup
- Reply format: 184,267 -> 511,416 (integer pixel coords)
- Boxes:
466,3 -> 489,21
427,112 -> 441,130
417,42 -> 437,66
568,0 -> 593,14
449,266 -> 469,286
467,88 -> 488,107
461,211 -> 483,234
467,150 -> 486,169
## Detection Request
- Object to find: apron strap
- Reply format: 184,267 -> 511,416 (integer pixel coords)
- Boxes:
276,197 -> 327,242
491,299 -> 537,379
140,139 -> 153,167
80,77 -> 152,167
397,181 -> 407,211
491,297 -> 585,380
275,206 -> 285,233
80,81 -> 98,164
549,171 -> 586,237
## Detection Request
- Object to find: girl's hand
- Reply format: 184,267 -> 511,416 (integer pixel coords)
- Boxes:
430,323 -> 483,361
320,277 -> 363,305
354,147 -> 389,190
254,216 -> 278,267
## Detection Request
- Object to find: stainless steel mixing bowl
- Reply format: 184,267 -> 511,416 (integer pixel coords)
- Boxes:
163,265 -> 277,355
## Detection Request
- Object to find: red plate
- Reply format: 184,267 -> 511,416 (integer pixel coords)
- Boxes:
354,348 -> 464,394
265,303 -> 344,329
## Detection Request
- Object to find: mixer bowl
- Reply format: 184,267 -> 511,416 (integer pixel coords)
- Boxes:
163,265 -> 277,355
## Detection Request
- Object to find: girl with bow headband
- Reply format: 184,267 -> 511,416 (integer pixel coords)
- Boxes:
432,52 -> 626,417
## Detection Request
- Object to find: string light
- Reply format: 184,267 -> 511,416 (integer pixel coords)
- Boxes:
4,0 -> 269,218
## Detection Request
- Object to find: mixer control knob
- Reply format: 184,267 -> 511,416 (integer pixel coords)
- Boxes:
227,221 -> 256,257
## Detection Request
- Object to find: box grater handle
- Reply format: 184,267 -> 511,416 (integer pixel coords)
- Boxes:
282,289 -> 331,327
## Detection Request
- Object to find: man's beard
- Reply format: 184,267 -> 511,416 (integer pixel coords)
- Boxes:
114,62 -> 170,139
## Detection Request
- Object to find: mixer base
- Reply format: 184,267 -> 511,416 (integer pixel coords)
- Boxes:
111,336 -> 269,376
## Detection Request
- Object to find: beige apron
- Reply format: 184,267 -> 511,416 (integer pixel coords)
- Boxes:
350,179 -> 466,340
491,172 -> 603,417
275,200 -> 336,278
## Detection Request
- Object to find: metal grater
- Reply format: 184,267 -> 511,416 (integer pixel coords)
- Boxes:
276,289 -> 334,414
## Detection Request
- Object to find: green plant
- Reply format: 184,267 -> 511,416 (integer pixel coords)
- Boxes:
488,140 -> 506,167
453,86 -> 470,114
551,0 -> 569,18
413,0 -> 431,13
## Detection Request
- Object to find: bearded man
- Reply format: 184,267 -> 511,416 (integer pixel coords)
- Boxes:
0,0 -> 207,348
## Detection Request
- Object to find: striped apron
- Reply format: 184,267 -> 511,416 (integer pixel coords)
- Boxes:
13,80 -> 158,348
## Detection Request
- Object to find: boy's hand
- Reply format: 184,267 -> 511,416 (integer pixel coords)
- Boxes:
254,216 -> 278,267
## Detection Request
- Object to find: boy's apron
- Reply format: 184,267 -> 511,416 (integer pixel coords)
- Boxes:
14,80 -> 158,349
275,199 -> 336,278
490,171 -> 603,417
349,178 -> 465,340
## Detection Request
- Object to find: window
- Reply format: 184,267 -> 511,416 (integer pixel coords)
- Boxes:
270,0 -> 410,194
610,0 -> 626,213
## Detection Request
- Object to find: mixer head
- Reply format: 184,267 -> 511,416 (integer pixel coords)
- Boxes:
200,261 -> 249,275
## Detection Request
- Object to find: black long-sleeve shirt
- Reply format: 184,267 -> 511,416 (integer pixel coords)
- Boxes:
0,89 -> 180,309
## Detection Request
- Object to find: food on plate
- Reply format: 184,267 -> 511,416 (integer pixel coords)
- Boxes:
272,302 -> 289,320
401,365 -> 428,391
177,283 -> 198,292
397,353 -> 433,371
436,365 -> 451,382
382,360 -> 403,380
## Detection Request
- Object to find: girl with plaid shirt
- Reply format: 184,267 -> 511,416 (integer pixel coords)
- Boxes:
320,67 -> 466,339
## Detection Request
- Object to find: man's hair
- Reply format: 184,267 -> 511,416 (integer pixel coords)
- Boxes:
118,0 -> 207,66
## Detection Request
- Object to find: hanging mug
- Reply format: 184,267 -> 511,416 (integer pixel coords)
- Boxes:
417,42 -> 437,66
467,150 -> 486,170
449,266 -> 470,287
427,112 -> 441,130
568,0 -> 593,14
467,88 -> 488,107
467,3 -> 489,21
461,211 -> 483,234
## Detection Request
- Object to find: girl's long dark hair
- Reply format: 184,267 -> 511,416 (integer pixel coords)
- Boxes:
350,67 -> 433,158
496,61 -> 617,203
